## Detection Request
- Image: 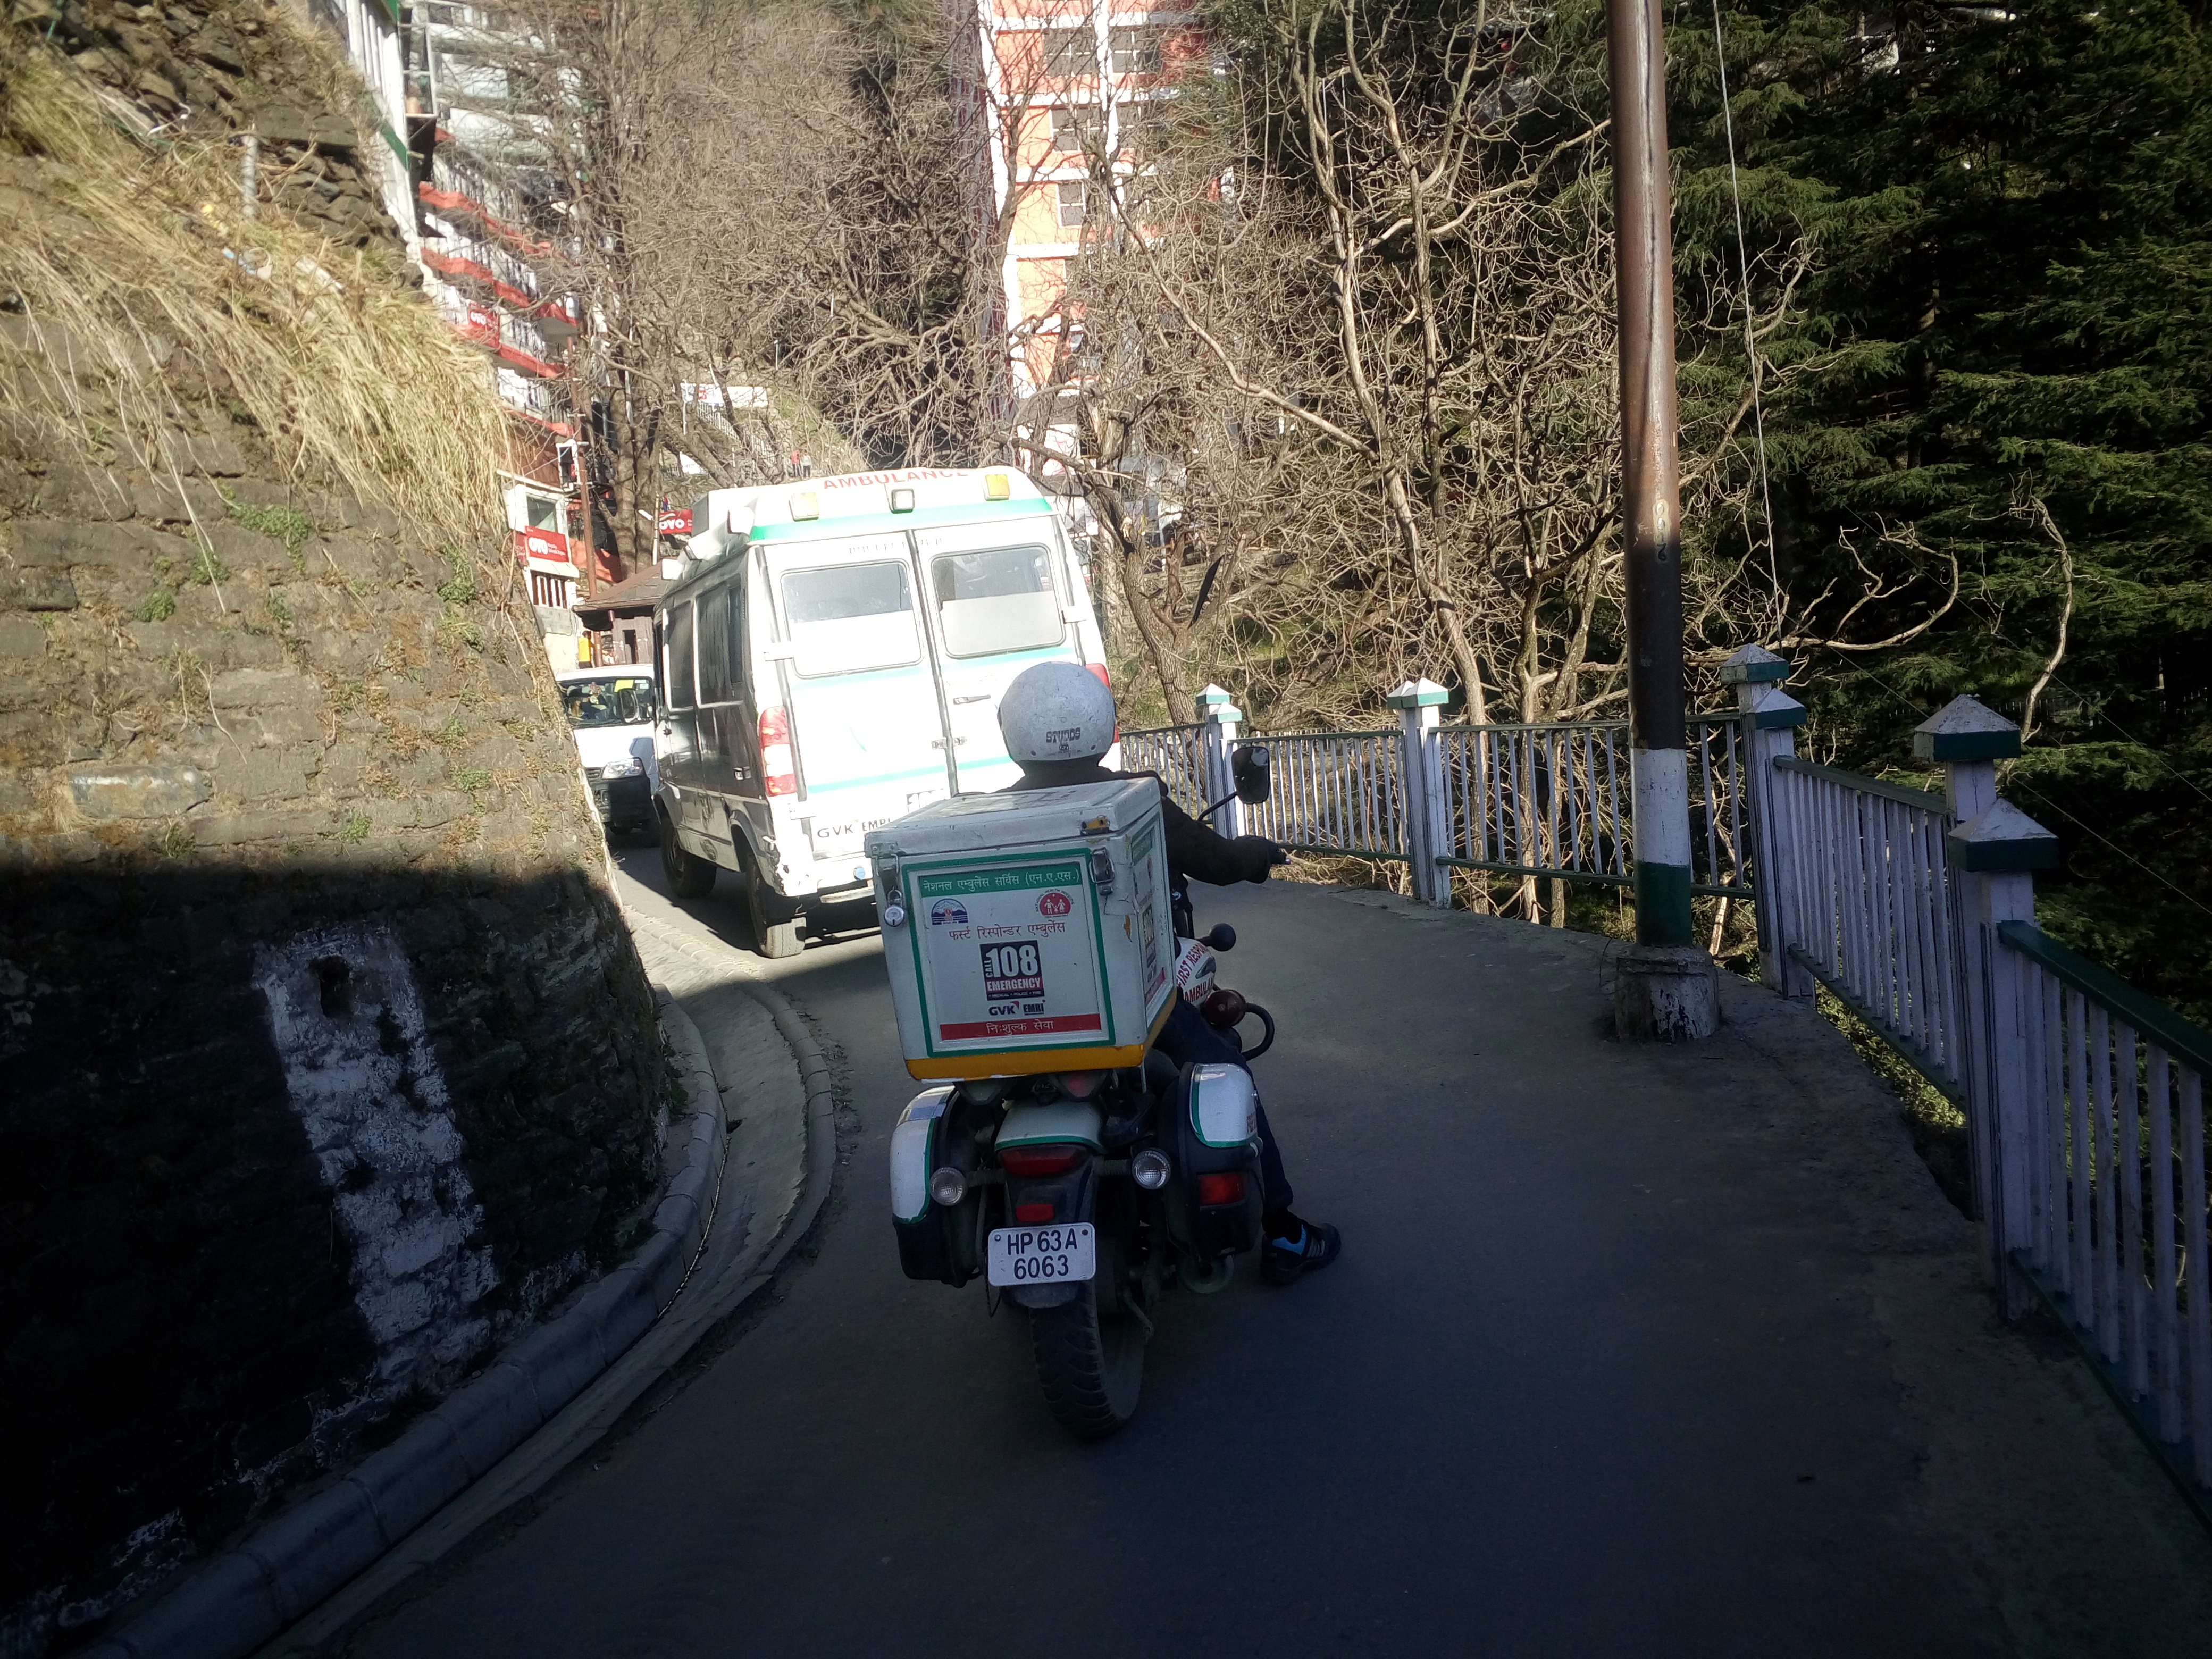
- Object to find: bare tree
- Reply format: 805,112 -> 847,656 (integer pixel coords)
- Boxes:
1003,0 -> 1834,747
476,0 -> 976,567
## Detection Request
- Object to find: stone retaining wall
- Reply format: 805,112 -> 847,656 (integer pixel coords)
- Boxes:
0,23 -> 671,1639
6,0 -> 410,257
0,346 -> 669,1653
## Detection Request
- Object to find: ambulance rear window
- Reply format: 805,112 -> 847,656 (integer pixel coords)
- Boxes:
782,560 -> 920,676
930,545 -> 1062,657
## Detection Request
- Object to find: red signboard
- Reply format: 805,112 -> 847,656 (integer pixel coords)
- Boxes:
657,510 -> 692,535
462,303 -> 499,347
513,526 -> 571,565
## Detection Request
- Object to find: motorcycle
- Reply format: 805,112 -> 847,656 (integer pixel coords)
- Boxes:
887,743 -> 1277,1438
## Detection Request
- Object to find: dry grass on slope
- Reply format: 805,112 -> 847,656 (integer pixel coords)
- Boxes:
0,25 -> 507,550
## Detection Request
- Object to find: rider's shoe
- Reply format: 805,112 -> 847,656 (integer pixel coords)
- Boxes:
1261,1216 -> 1341,1286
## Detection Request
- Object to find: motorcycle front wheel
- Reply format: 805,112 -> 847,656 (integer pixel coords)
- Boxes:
1029,1277 -> 1145,1440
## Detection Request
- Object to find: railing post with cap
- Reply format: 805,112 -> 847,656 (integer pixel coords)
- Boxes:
1197,684 -> 1243,840
1721,645 -> 1809,998
1921,697 -> 2060,1312
1388,678 -> 1452,908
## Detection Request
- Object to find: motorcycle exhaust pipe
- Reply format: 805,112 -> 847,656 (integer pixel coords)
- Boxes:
1178,1254 -> 1234,1295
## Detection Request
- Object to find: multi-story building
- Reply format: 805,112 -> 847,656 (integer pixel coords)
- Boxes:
299,0 -> 594,632
944,0 -> 1202,416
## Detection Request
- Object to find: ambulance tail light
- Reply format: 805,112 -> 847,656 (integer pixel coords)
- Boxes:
1087,662 -> 1116,746
759,706 -> 798,797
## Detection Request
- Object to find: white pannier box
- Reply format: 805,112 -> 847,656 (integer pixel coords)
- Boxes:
867,780 -> 1176,1081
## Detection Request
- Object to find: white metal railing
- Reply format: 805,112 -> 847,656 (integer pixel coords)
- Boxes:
1688,716 -> 1756,899
1437,722 -> 1630,889
1733,647 -> 2212,1508
1243,729 -> 1411,862
1124,660 -> 2212,1507
1769,758 -> 1967,1095
1115,724 -> 1209,818
1999,923 -> 2212,1491
1119,694 -> 1749,907
1117,718 -> 1413,861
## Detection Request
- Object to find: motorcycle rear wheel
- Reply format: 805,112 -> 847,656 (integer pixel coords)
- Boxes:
1029,1278 -> 1144,1439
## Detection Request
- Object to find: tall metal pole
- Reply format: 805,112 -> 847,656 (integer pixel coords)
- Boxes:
1608,0 -> 1695,951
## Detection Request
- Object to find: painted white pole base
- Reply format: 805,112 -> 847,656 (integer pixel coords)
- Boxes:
1612,944 -> 1722,1042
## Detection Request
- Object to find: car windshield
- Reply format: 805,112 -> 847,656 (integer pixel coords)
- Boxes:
930,545 -> 1061,657
562,677 -> 657,727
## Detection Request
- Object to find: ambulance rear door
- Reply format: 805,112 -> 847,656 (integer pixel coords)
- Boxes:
759,532 -> 956,879
912,515 -> 1093,796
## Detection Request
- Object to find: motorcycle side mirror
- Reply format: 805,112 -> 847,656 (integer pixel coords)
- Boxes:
1231,743 -> 1272,805
1202,923 -> 1236,953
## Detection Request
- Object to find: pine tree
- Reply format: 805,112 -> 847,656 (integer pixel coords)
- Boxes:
1671,0 -> 2212,1016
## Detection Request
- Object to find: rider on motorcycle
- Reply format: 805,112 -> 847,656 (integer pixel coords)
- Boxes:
997,661 -> 1343,1286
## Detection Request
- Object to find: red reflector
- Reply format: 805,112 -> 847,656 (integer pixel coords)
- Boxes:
1085,664 -> 1117,748
1015,1201 -> 1055,1224
1000,1144 -> 1088,1177
1196,1171 -> 1246,1206
758,705 -> 797,797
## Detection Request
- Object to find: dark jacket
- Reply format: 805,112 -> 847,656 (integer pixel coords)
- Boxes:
1008,758 -> 1282,886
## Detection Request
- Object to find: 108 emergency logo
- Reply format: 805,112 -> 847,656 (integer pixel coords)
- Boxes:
981,941 -> 1045,1011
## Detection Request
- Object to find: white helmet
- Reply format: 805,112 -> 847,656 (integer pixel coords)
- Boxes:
999,661 -> 1115,765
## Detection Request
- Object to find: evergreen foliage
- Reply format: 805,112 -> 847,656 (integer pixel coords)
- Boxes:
1657,0 -> 2212,1016
1360,0 -> 2212,1006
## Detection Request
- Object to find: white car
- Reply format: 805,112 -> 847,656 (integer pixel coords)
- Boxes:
556,664 -> 659,840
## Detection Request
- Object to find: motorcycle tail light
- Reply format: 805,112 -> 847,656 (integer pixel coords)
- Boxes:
1000,1145 -> 1087,1177
758,705 -> 797,796
1055,1070 -> 1102,1099
1015,1201 -> 1055,1224
1196,1171 -> 1246,1206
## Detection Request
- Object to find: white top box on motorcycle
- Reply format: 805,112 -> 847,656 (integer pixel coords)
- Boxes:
867,779 -> 1177,1082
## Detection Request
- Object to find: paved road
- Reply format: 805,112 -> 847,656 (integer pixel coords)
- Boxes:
354,863 -> 2211,1659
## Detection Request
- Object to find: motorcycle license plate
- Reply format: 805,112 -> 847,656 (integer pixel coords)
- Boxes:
987,1223 -> 1095,1287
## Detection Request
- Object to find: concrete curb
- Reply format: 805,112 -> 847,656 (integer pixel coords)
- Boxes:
621,912 -> 839,1272
80,992 -> 728,1659
723,970 -> 840,1285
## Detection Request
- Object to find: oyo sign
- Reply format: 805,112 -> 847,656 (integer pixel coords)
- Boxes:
513,527 -> 569,562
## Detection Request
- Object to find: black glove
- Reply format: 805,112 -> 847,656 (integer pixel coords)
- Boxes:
1233,835 -> 1289,883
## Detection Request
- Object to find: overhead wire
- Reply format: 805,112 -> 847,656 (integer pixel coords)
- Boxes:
1850,665 -> 2212,923
2003,779 -> 2212,922
1710,0 -> 1782,629
2041,671 -> 2212,812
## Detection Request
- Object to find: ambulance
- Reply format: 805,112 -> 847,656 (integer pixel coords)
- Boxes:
651,467 -> 1110,958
